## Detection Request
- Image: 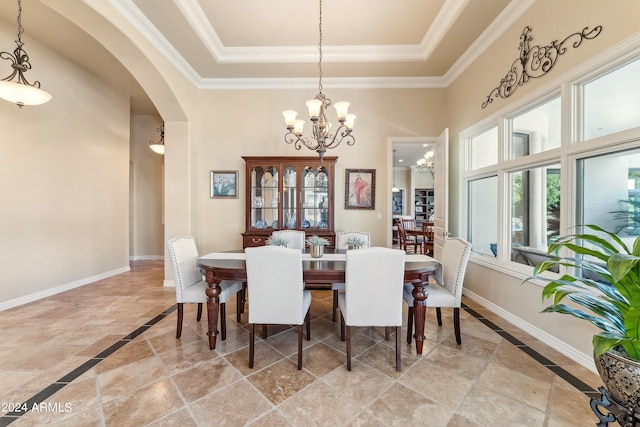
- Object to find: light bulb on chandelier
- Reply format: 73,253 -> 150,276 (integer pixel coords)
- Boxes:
416,151 -> 435,176
282,0 -> 355,162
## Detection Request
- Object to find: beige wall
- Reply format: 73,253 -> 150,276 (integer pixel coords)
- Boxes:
445,0 -> 640,365
0,20 -> 131,305
130,115 -> 164,259
190,88 -> 446,253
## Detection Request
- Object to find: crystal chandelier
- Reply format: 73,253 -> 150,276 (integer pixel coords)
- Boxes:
416,151 -> 434,176
0,0 -> 52,108
149,123 -> 165,155
282,0 -> 356,162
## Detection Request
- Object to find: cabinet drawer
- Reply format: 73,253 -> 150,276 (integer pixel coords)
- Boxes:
243,235 -> 267,248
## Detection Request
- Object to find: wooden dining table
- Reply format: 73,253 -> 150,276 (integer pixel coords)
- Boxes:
197,251 -> 440,355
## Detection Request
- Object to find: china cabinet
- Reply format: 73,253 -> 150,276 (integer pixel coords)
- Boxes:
242,156 -> 336,248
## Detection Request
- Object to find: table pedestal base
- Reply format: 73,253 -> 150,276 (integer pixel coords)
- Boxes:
591,386 -> 640,426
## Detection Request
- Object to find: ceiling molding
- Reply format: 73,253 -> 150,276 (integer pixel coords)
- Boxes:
418,0 -> 470,61
198,76 -> 448,90
113,0 -> 529,90
443,0 -> 536,85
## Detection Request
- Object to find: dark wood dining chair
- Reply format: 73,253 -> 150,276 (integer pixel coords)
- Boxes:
422,222 -> 435,255
396,218 -> 421,254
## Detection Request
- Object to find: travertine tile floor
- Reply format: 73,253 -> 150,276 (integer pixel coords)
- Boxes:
0,261 -> 603,426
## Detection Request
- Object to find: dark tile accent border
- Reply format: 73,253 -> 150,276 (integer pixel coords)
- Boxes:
0,305 -> 176,426
462,303 -> 598,396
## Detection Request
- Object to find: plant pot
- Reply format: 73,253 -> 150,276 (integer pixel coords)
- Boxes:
347,245 -> 361,250
310,245 -> 324,258
594,348 -> 640,407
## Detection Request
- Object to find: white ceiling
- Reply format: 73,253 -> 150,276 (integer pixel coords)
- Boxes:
0,0 -> 524,165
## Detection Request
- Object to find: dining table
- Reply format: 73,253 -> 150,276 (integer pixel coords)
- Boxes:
197,250 -> 441,355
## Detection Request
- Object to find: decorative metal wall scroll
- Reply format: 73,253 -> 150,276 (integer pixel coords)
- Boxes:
481,25 -> 603,109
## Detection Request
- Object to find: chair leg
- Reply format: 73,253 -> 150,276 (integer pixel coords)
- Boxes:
176,303 -> 184,338
346,325 -> 352,371
340,314 -> 346,341
406,307 -> 414,344
249,323 -> 255,368
396,326 -> 402,372
454,307 -> 461,345
332,290 -> 339,322
436,307 -> 442,326
236,289 -> 243,322
305,311 -> 311,341
297,324 -> 303,370
220,303 -> 227,341
262,324 -> 267,339
385,326 -> 390,341
196,303 -> 203,321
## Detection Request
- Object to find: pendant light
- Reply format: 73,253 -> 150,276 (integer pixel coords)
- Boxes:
0,0 -> 52,107
392,149 -> 399,192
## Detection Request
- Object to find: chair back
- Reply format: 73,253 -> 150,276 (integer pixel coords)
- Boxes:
271,230 -> 305,250
335,231 -> 371,249
245,246 -> 306,324
402,218 -> 417,231
395,218 -> 407,250
344,247 -> 405,326
439,237 -> 472,305
167,236 -> 201,301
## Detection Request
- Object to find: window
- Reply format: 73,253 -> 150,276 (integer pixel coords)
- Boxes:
510,164 -> 560,268
461,48 -> 640,276
579,147 -> 640,237
511,97 -> 561,159
470,127 -> 498,170
468,176 -> 498,256
582,58 -> 640,140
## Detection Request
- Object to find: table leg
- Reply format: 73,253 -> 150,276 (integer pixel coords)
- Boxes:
411,273 -> 429,354
204,271 -> 222,350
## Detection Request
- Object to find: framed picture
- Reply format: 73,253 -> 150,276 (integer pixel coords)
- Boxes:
345,169 -> 375,210
210,170 -> 238,198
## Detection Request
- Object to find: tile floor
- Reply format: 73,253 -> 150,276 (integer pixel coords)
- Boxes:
0,261 -> 605,426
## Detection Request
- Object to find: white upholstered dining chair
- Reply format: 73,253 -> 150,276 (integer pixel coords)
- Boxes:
167,236 -> 243,339
331,231 -> 371,322
404,237 -> 472,345
271,230 -> 306,250
245,245 -> 311,370
339,247 -> 405,371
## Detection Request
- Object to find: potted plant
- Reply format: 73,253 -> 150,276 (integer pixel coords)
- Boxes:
345,235 -> 366,250
306,235 -> 329,258
266,235 -> 289,247
526,224 -> 640,407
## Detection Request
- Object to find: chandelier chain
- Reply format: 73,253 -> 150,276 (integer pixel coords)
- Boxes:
317,0 -> 323,93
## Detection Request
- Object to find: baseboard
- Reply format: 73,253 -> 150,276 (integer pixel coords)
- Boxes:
130,255 -> 164,261
0,266 -> 131,312
463,289 -> 597,374
164,280 -> 175,287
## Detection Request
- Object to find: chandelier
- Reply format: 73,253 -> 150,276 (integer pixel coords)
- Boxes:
149,123 -> 165,155
0,0 -> 52,107
282,0 -> 356,162
416,151 -> 434,176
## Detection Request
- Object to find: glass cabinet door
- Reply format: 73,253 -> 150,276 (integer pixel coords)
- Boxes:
301,165 -> 329,230
282,165 -> 297,229
250,165 -> 279,230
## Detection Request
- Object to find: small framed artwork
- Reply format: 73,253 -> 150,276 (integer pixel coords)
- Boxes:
345,169 -> 375,210
210,170 -> 238,198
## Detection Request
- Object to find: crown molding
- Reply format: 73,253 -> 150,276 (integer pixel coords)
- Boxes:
113,0 -> 530,90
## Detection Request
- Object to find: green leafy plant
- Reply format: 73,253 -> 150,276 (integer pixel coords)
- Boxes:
345,236 -> 366,248
306,235 -> 329,247
526,224 -> 640,361
266,236 -> 289,247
